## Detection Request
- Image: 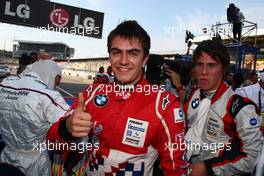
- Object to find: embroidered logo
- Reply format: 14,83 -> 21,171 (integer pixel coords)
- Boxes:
191,98 -> 199,109
231,98 -> 239,114
162,94 -> 170,110
94,94 -> 108,107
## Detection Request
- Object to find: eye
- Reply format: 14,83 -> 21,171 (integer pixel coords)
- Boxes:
110,49 -> 121,57
208,63 -> 218,68
129,51 -> 139,57
196,62 -> 203,67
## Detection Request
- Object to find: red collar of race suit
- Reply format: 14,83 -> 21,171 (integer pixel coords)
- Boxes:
200,81 -> 229,104
108,76 -> 151,100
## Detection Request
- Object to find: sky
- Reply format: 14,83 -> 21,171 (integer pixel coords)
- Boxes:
0,0 -> 264,58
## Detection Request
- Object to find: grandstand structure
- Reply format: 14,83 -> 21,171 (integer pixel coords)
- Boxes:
12,40 -> 74,59
193,21 -> 264,72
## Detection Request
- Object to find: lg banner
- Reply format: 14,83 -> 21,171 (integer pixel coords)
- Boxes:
0,0 -> 104,38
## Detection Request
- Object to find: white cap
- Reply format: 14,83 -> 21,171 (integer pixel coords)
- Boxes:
22,60 -> 61,89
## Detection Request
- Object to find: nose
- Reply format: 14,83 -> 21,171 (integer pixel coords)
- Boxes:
120,52 -> 129,65
202,65 -> 208,75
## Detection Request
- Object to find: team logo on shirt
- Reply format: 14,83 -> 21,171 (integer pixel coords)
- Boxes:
162,94 -> 170,110
94,94 -> 108,107
191,98 -> 199,109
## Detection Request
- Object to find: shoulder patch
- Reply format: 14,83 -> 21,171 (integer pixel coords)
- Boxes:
229,94 -> 258,118
249,117 -> 258,126
157,91 -> 180,117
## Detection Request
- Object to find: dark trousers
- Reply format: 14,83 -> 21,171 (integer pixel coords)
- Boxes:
233,22 -> 242,42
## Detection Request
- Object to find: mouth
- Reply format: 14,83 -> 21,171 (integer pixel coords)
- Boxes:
117,67 -> 132,73
199,78 -> 208,84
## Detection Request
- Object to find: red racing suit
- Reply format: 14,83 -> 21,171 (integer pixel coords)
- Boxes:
184,81 -> 263,175
47,78 -> 188,176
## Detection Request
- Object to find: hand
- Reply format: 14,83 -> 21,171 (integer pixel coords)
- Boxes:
66,92 -> 93,137
190,163 -> 208,176
164,65 -> 182,88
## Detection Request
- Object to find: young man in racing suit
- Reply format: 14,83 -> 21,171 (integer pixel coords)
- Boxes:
184,40 -> 263,176
47,20 -> 188,176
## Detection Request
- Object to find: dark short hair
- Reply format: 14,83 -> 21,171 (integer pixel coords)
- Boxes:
107,20 -> 151,56
193,40 -> 230,74
249,71 -> 258,78
229,3 -> 235,8
30,52 -> 37,56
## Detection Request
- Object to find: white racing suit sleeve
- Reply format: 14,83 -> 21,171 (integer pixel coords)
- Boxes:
204,101 -> 263,176
43,91 -> 70,124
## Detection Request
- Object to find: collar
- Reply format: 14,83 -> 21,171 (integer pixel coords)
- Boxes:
199,81 -> 229,104
24,72 -> 48,86
110,77 -> 148,100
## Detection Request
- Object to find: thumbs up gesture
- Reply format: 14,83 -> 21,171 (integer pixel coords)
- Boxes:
66,92 -> 93,137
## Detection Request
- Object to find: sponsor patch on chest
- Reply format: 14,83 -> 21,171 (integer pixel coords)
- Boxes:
122,118 -> 149,148
174,108 -> 184,123
206,117 -> 221,139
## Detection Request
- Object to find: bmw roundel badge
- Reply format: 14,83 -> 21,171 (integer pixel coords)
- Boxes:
191,98 -> 199,109
94,94 -> 108,107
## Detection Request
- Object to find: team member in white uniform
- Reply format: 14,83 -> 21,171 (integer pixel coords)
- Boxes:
0,60 -> 69,176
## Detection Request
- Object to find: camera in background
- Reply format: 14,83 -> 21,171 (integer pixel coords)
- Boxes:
146,54 -> 193,86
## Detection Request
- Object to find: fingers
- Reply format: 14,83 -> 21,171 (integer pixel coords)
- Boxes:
72,132 -> 90,138
65,92 -> 93,138
72,118 -> 92,128
71,125 -> 91,138
66,113 -> 93,137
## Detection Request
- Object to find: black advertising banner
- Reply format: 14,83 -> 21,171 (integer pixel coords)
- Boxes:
0,0 -> 104,38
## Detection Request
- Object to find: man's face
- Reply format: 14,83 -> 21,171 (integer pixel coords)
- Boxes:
195,52 -> 223,91
109,36 -> 148,85
251,75 -> 258,84
54,75 -> 61,88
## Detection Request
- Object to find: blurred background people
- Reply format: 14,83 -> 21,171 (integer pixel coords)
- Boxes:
236,72 -> 264,133
38,51 -> 52,60
0,60 -> 69,176
94,66 -> 109,84
227,3 -> 245,42
17,52 -> 38,75
105,65 -> 114,83
163,64 -> 186,105
243,71 -> 258,87
30,52 -> 38,63
232,72 -> 244,91
224,71 -> 233,86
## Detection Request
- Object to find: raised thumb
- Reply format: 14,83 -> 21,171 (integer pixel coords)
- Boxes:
76,92 -> 85,111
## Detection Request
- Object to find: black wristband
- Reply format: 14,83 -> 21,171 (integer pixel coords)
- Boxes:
204,160 -> 215,176
58,118 -> 77,141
